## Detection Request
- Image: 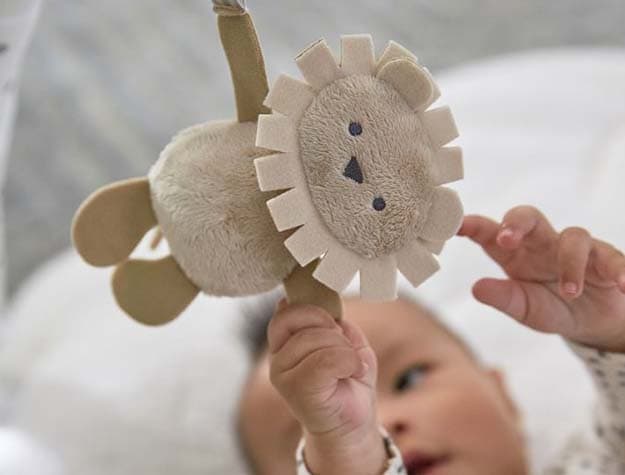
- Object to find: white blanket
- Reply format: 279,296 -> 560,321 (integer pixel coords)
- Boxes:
1,48 -> 624,474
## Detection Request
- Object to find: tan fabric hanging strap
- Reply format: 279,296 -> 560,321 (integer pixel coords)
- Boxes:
214,1 -> 270,122
283,260 -> 343,321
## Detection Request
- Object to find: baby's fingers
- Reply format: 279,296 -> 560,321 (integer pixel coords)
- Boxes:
557,227 -> 592,299
457,215 -> 511,264
274,345 -> 365,396
270,328 -> 352,375
473,278 -> 576,335
473,278 -> 528,321
498,205 -> 558,251
268,302 -> 337,354
593,241 -> 625,292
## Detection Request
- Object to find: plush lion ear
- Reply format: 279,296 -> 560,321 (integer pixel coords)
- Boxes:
112,256 -> 199,326
72,177 -> 156,267
376,58 -> 434,111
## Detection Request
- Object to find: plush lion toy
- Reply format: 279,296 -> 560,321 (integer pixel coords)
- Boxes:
72,0 -> 463,325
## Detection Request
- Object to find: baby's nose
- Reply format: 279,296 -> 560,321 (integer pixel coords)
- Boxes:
373,196 -> 386,211
389,420 -> 408,436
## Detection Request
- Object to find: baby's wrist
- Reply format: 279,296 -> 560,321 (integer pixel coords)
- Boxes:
303,423 -> 387,475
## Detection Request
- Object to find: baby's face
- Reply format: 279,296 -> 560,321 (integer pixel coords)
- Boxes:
238,299 -> 528,475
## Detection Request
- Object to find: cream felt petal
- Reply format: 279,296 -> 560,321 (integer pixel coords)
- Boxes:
424,106 -> 459,148
422,66 -> 442,105
255,36 -> 463,300
71,177 -> 156,267
263,74 -> 314,121
284,224 -> 329,266
295,39 -> 344,91
396,241 -> 440,288
254,152 -> 298,192
419,238 -> 445,255
376,59 -> 434,111
359,255 -> 398,301
433,146 -> 464,185
312,245 -> 359,293
420,187 -> 464,242
376,41 -> 442,105
376,40 -> 419,72
256,113 -> 297,152
266,188 -> 310,231
340,34 -> 375,75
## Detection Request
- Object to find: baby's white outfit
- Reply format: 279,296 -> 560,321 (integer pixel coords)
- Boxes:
296,342 -> 625,474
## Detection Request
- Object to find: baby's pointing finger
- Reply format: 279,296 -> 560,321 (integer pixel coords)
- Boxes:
557,227 -> 592,299
498,205 -> 558,251
457,215 -> 499,244
457,215 -> 511,263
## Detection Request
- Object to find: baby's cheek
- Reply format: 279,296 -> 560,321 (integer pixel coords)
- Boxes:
431,377 -> 518,453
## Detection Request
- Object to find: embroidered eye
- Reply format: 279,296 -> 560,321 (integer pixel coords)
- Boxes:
348,121 -> 362,136
343,156 -> 364,184
372,197 -> 386,211
394,365 -> 429,392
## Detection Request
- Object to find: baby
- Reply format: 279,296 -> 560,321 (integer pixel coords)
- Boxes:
238,206 -> 625,474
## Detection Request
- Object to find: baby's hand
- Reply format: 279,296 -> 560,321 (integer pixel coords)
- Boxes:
460,206 -> 625,353
268,301 -> 386,474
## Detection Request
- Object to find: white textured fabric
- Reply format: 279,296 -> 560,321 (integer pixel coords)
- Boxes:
542,344 -> 625,474
295,428 -> 404,475
0,49 -> 624,474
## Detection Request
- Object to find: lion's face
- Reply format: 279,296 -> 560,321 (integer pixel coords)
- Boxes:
255,36 -> 463,299
298,74 -> 435,258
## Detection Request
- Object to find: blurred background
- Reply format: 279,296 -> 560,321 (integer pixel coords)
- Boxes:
5,0 -> 625,297
1,1 -> 625,474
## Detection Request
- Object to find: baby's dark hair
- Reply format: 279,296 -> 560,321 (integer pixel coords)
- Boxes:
239,289 -> 283,360
239,288 -> 476,361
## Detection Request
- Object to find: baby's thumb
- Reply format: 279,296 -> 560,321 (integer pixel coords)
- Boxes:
472,278 -> 528,321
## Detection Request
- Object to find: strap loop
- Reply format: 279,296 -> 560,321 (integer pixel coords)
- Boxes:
212,0 -> 246,16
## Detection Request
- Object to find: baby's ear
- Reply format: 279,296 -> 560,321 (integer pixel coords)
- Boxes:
376,59 -> 434,111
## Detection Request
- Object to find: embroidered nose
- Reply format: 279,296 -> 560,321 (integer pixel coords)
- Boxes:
373,197 -> 386,211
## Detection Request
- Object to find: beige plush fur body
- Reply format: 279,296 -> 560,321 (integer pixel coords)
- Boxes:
149,120 -> 297,296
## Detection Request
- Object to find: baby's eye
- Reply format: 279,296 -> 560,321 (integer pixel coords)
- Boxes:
348,121 -> 362,136
394,364 -> 429,392
343,156 -> 364,184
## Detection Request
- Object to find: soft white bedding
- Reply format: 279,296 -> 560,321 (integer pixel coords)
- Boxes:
1,48 -> 624,474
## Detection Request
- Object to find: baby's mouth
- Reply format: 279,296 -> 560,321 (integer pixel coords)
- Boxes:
402,451 -> 450,475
